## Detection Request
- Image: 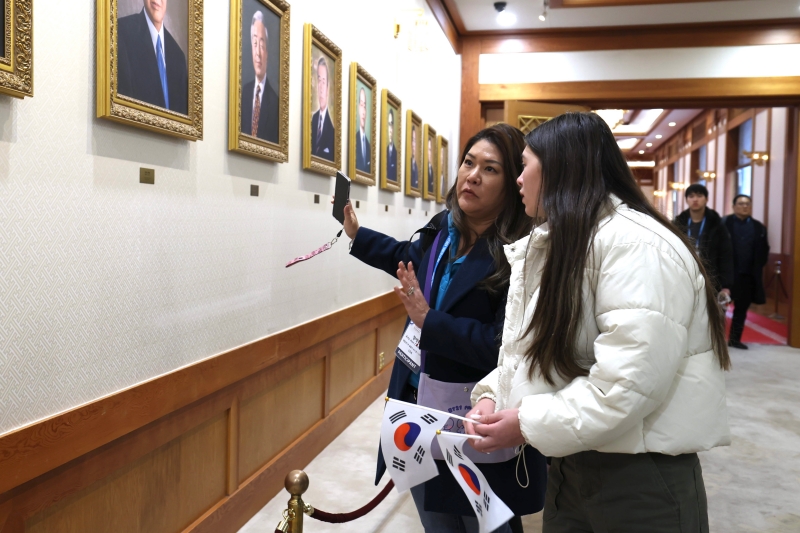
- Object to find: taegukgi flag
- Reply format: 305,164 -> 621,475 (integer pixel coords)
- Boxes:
436,431 -> 514,533
380,399 -> 447,492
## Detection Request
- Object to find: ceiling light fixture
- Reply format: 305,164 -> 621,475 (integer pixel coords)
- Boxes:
646,142 -> 653,147
628,161 -> 656,168
655,134 -> 663,139
668,122 -> 677,127
639,150 -> 645,154
494,2 -> 517,27
539,0 -> 548,22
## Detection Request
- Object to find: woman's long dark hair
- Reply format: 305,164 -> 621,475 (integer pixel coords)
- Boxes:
522,112 -> 730,385
445,123 -> 533,295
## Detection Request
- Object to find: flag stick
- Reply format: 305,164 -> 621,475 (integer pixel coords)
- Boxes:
436,429 -> 483,440
386,397 -> 483,425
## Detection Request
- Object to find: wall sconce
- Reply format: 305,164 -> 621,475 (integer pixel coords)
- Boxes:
653,190 -> 667,198
670,182 -> 688,190
743,151 -> 770,166
695,170 -> 717,180
394,9 -> 429,52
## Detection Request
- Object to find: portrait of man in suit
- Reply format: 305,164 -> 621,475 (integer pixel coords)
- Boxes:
427,136 -> 435,195
117,0 -> 189,114
410,125 -> 419,189
310,55 -> 335,161
355,87 -> 371,173
386,108 -> 398,183
240,10 -> 279,143
440,145 -> 447,198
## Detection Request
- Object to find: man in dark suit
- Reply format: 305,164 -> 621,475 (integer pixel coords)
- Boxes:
240,11 -> 279,143
355,88 -> 371,173
427,137 -> 435,195
440,146 -> 447,197
386,109 -> 398,183
117,0 -> 188,114
310,57 -> 335,161
724,194 -> 770,349
410,125 -> 419,188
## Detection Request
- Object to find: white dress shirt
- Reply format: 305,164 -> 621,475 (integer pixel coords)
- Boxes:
143,9 -> 167,67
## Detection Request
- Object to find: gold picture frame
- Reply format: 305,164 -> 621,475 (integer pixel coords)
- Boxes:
436,136 -> 449,204
228,0 -> 290,162
96,0 -> 203,140
380,89 -> 402,192
0,0 -> 33,98
405,110 -> 422,198
422,124 -> 437,201
347,63 -> 377,185
302,23 -> 342,176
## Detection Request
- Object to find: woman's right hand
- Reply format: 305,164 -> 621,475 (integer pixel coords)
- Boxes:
465,398 -> 496,439
332,197 -> 360,240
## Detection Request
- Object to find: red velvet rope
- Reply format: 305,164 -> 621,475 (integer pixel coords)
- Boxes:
307,480 -> 395,523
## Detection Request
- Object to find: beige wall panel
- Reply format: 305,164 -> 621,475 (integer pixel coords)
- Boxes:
377,316 -> 407,373
329,332 -> 377,409
239,360 -> 324,481
26,413 -> 227,533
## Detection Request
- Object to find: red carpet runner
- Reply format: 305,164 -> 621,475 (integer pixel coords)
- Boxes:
724,308 -> 787,345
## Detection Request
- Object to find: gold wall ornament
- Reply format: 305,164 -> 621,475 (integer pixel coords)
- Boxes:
405,110 -> 422,198
348,63 -> 377,186
379,89 -> 402,193
96,0 -> 204,140
743,151 -> 770,166
695,170 -> 717,180
228,0 -> 290,162
0,0 -> 33,98
436,136 -> 449,205
302,23 -> 342,176
422,124 -> 437,201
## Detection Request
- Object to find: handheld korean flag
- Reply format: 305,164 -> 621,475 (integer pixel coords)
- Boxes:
436,431 -> 513,533
380,400 -> 447,493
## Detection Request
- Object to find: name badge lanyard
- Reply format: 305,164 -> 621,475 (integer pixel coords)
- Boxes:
419,230 -> 451,371
687,217 -> 706,248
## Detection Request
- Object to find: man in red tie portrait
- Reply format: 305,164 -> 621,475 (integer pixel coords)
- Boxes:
117,0 -> 189,115
240,9 -> 279,143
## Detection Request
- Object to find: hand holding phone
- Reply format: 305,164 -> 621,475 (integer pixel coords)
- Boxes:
332,172 -> 351,225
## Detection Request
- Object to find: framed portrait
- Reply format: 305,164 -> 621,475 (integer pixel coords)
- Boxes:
422,124 -> 437,201
348,63 -> 377,185
0,0 -> 32,98
97,0 -> 203,140
380,90 -> 402,192
436,136 -> 449,204
228,0 -> 290,162
302,23 -> 342,176
404,110 -> 422,198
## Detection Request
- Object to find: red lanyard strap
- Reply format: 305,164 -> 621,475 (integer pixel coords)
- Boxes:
285,229 -> 343,268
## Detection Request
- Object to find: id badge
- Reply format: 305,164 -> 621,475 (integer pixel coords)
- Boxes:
395,323 -> 422,373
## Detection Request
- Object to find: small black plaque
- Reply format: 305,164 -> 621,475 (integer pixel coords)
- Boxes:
250,184 -> 259,197
139,168 -> 155,184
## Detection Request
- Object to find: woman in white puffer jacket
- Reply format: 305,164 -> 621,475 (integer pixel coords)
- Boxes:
466,112 -> 730,533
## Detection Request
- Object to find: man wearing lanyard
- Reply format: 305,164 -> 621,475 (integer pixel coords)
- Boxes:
673,183 -> 734,308
723,194 -> 770,349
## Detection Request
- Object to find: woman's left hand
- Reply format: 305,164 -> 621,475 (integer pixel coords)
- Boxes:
394,262 -> 430,328
469,409 -> 526,453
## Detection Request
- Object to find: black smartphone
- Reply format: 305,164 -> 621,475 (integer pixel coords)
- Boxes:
332,171 -> 351,225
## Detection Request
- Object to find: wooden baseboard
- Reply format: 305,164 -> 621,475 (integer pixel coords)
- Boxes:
0,293 -> 405,533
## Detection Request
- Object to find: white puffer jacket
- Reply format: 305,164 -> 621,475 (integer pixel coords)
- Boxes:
472,196 -> 730,457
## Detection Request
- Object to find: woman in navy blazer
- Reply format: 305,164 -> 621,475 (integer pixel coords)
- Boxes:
345,124 -> 547,532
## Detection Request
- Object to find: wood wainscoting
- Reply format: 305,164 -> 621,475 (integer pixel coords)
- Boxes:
0,292 -> 406,533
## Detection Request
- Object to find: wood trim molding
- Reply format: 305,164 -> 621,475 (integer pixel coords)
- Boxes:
478,77 -> 800,108
0,292 -> 402,496
551,0 -> 730,7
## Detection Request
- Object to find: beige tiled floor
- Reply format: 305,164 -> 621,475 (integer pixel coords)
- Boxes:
240,344 -> 800,533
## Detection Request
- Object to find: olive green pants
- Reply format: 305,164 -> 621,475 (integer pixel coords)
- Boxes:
543,451 -> 709,533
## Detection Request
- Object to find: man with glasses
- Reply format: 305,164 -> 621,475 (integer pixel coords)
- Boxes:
724,195 -> 770,349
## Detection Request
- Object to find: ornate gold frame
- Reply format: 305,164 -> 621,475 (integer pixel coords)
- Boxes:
96,0 -> 204,140
228,0 -> 290,162
0,0 -> 33,98
347,63 -> 377,186
405,110 -> 421,198
436,136 -> 448,204
302,23 -> 342,176
422,124 -> 437,201
380,89 -> 401,193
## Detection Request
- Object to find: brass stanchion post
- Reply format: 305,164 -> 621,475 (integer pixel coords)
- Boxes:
285,470 -> 309,533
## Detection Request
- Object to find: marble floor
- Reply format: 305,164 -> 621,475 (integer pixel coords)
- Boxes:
240,344 -> 800,533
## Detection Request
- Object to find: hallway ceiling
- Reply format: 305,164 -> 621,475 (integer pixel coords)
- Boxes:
604,108 -> 703,155
451,0 -> 799,31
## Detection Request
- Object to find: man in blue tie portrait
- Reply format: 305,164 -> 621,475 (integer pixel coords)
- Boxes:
386,109 -> 398,183
310,56 -> 335,161
117,0 -> 189,115
355,87 -> 371,173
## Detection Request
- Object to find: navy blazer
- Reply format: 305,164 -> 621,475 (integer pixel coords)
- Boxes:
311,109 -> 335,160
355,130 -> 371,173
350,213 -> 547,517
241,78 -> 279,143
117,10 -> 188,115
